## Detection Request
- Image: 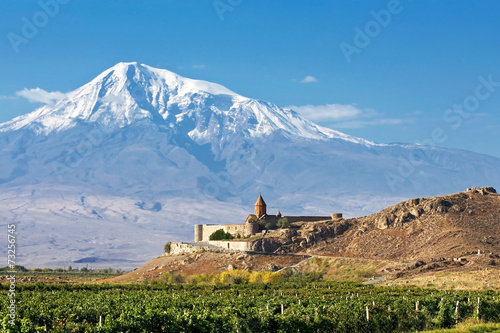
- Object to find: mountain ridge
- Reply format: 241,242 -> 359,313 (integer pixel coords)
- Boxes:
0,62 -> 499,269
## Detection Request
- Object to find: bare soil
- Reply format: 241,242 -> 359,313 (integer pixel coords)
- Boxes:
108,251 -> 308,283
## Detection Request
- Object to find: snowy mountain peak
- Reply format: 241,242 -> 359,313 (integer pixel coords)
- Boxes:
94,62 -> 240,98
0,62 -> 373,145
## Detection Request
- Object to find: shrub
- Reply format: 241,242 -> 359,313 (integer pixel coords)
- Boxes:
219,270 -> 250,284
159,271 -> 185,284
164,241 -> 172,254
277,217 -> 289,228
249,271 -> 283,283
209,229 -> 232,241
258,219 -> 271,229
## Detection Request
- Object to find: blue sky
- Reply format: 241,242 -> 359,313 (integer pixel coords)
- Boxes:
1,0 -> 499,157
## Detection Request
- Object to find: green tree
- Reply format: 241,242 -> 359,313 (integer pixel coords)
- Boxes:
209,229 -> 232,241
259,219 -> 271,230
277,217 -> 289,228
164,241 -> 172,254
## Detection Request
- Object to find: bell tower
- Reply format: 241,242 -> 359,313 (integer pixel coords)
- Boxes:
254,194 -> 267,218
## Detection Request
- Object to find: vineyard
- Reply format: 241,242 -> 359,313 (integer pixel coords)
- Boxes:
1,281 -> 500,332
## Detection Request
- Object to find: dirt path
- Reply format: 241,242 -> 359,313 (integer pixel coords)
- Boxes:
275,255 -> 314,273
363,275 -> 387,284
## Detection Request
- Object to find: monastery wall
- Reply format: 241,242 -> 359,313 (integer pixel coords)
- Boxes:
196,224 -> 248,242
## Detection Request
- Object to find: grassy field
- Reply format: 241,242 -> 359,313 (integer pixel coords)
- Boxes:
0,266 -> 124,284
423,319 -> 500,332
296,256 -> 405,282
386,269 -> 500,291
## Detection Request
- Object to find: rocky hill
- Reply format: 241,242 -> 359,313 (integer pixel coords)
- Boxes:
286,187 -> 500,263
110,187 -> 500,284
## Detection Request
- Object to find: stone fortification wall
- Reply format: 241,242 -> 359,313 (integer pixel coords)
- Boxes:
194,225 -> 203,242
259,216 -> 337,228
245,222 -> 259,236
208,240 -> 253,252
168,241 -> 253,255
223,224 -> 248,237
195,224 -> 248,242
286,216 -> 332,223
169,242 -> 205,255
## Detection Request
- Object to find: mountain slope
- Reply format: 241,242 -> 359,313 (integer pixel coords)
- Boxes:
304,187 -> 500,262
0,62 -> 499,269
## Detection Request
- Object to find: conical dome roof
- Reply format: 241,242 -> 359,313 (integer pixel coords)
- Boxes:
255,195 -> 266,206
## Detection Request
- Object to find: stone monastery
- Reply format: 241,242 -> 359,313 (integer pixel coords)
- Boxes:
195,195 -> 341,242
168,195 -> 343,255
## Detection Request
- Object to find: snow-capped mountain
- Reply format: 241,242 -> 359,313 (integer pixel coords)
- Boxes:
0,62 -> 370,143
1,62 -> 499,269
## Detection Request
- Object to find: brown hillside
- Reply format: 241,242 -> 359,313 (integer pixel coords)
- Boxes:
108,251 -> 307,283
109,187 -> 499,285
306,187 -> 500,262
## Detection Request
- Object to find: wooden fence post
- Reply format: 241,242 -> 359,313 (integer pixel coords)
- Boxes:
477,297 -> 480,318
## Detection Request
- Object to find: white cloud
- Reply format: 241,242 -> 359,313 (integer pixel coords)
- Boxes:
16,88 -> 67,105
288,104 -> 365,122
300,75 -> 317,83
333,118 -> 409,129
0,95 -> 18,100
289,103 -> 411,129
192,64 -> 206,69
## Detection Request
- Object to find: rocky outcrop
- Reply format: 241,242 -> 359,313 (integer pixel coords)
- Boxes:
250,238 -> 282,253
273,220 -> 352,252
466,187 -> 497,195
302,187 -> 500,262
265,263 -> 280,272
373,187 -> 497,229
